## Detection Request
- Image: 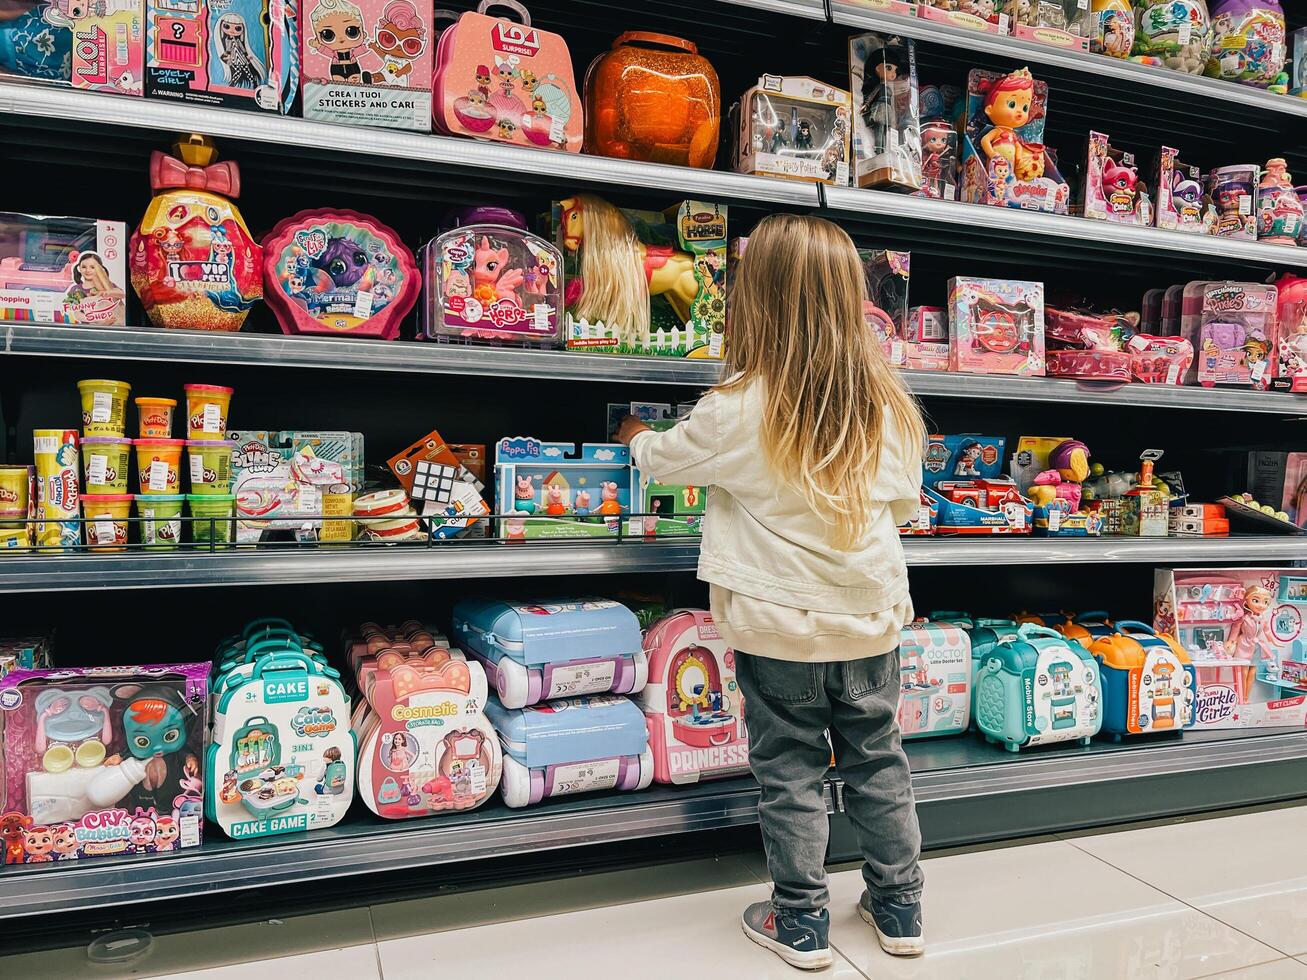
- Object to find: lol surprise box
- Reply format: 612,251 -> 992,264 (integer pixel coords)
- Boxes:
0,213 -> 128,326
145,0 -> 296,111
640,609 -> 749,785
0,663 -> 209,864
897,621 -> 971,740
948,276 -> 1046,376
0,0 -> 143,96
1155,567 -> 1307,729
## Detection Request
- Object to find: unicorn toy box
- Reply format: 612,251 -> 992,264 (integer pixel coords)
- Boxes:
640,610 -> 749,785
451,598 -> 648,710
896,621 -> 971,739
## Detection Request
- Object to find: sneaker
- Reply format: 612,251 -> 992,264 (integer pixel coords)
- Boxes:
858,891 -> 924,956
741,900 -> 833,971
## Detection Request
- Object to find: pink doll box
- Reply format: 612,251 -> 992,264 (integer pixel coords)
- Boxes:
1010,0 -> 1093,50
1155,568 -> 1307,729
301,0 -> 434,131
65,0 -> 146,95
948,277 -> 1045,376
0,213 -> 128,326
146,0 -> 296,112
432,1 -> 581,151
640,610 -> 749,785
1083,132 -> 1150,226
1155,147 -> 1211,234
1179,280 -> 1277,388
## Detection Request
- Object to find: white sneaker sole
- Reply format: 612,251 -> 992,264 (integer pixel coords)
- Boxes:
740,914 -> 834,971
858,901 -> 925,956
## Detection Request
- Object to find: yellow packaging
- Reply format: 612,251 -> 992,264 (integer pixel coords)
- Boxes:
321,490 -> 355,542
33,429 -> 80,550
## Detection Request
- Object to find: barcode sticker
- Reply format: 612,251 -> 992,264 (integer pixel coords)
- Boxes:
1239,194 -> 1252,215
148,459 -> 169,492
202,403 -> 222,433
1178,21 -> 1191,45
88,454 -> 108,485
92,391 -> 113,423
1166,363 -> 1181,385
532,303 -> 550,332
1048,509 -> 1062,532
33,436 -> 58,454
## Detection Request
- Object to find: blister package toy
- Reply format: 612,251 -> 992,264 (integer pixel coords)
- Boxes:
850,33 -> 922,193
640,610 -> 748,784
1132,0 -> 1212,74
1090,621 -> 1196,739
485,694 -> 653,808
1207,164 -> 1259,239
948,277 -> 1045,376
0,213 -> 128,326
302,0 -> 434,131
862,250 -> 910,366
973,624 -> 1103,752
921,434 -> 1033,534
1154,147 -> 1212,234
1205,0 -> 1285,87
146,0 -> 296,112
386,429 -> 490,539
1010,436 -> 1101,536
452,598 -> 647,710
432,0 -> 580,149
897,622 -> 971,739
263,209 -> 418,340
1012,0 -> 1095,49
1275,273 -> 1307,386
1179,280 -> 1277,387
916,0 -> 1010,33
421,224 -> 562,345
1083,132 -> 1150,226
0,0 -> 144,95
733,74 -> 851,186
1257,158 -> 1304,245
1,664 -> 208,863
495,436 -> 633,539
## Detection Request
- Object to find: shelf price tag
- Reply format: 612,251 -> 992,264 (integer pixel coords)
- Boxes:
88,454 -> 108,486
148,460 -> 169,492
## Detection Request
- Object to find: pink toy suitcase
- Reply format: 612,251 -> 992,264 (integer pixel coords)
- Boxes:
431,0 -> 582,152
640,610 -> 749,785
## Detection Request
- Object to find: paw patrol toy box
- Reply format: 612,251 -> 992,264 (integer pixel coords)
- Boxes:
485,694 -> 653,808
1089,621 -> 1196,740
921,434 -> 1033,534
1,663 -> 209,864
452,598 -> 648,710
1154,568 -> 1307,729
640,610 -> 749,784
897,621 -> 971,739
973,623 -> 1102,752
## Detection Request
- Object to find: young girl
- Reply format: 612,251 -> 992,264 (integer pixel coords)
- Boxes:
616,214 -> 927,971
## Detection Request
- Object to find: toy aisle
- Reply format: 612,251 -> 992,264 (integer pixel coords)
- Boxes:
2,0 -> 1307,946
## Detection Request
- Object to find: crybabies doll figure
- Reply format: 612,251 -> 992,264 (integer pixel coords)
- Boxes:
979,68 -> 1043,181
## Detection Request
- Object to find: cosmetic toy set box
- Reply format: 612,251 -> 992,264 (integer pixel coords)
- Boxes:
921,434 -> 1034,534
733,74 -> 851,186
948,277 -> 1046,376
640,610 -> 749,785
973,624 -> 1103,753
1155,568 -> 1307,729
0,664 -> 209,864
451,598 -> 649,710
897,621 -> 971,740
484,694 -> 653,808
146,0 -> 296,112
0,213 -> 128,326
1089,621 -> 1196,740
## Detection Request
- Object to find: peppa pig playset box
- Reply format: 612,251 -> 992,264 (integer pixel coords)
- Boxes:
1155,567 -> 1307,729
494,436 -> 633,539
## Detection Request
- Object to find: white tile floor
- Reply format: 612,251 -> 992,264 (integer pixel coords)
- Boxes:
5,804 -> 1307,979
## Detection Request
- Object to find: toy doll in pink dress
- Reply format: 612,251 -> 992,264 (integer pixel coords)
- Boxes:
1228,586 -> 1279,693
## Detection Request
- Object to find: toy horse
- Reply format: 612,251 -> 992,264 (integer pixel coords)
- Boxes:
558,194 -> 700,350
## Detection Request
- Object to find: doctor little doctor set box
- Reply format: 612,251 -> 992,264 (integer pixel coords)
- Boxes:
1,664 -> 208,864
896,621 -> 971,740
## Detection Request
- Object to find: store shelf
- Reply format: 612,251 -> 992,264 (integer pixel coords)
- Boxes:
829,1 -> 1307,122
720,0 -> 825,18
0,81 -> 820,208
901,536 -> 1307,566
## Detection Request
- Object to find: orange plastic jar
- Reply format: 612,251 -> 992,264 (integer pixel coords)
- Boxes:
584,32 -> 721,169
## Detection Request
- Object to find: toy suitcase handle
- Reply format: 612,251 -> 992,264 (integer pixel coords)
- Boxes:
477,0 -> 530,25
244,616 -> 297,639
929,610 -> 971,619
1017,623 -> 1066,643
1075,610 -> 1111,623
252,650 -> 327,679
244,636 -> 305,663
1112,620 -> 1157,637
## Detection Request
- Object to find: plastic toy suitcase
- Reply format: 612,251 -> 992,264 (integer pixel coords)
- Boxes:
485,694 -> 653,808
1057,610 -> 1116,649
896,621 -> 971,739
640,610 -> 749,784
964,618 -> 1020,730
974,623 -> 1103,752
431,0 -> 583,152
1090,620 -> 1196,740
452,598 -> 647,709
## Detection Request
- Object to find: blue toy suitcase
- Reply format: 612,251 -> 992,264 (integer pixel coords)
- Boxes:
1090,620 -> 1196,740
974,623 -> 1103,752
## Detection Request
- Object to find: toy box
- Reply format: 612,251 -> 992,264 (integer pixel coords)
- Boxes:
1276,273 -> 1307,387
386,429 -> 489,539
948,277 -> 1045,376
1244,451 -> 1307,528
0,0 -> 144,95
1294,25 -> 1307,94
973,624 -> 1103,752
850,33 -> 922,193
640,609 -> 749,784
228,430 -> 349,544
452,598 -> 648,710
301,0 -> 432,131
0,213 -> 128,326
907,305 -> 946,344
485,694 -> 653,808
206,645 -> 354,839
1083,132 -> 1150,225
733,74 -> 851,186
916,0 -> 1010,33
862,250 -> 910,366
921,434 -> 1033,534
1155,568 -> 1307,728
631,418 -> 706,539
1,664 -> 208,863
897,622 -> 971,739
1169,502 -> 1229,537
146,0 -> 295,111
553,197 -> 726,359
495,436 -> 632,539
432,2 -> 581,150
354,647 -> 501,818
959,68 -> 1070,215
1009,436 -> 1099,537
1179,280 -> 1277,388
1207,165 -> 1259,240
898,490 -> 937,535
1090,621 -> 1196,739
1125,333 -> 1194,385
1155,148 -> 1212,233
1011,0 -> 1093,49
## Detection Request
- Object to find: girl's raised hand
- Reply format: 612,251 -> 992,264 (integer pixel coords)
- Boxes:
615,415 -> 652,446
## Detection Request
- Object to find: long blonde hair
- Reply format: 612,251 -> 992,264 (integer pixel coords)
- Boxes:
565,195 -> 651,347
722,214 -> 926,550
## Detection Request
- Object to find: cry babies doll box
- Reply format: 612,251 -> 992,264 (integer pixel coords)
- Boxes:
0,663 -> 209,864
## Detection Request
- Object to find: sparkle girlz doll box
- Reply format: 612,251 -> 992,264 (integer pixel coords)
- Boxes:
145,0 -> 296,112
733,75 -> 851,185
897,621 -> 971,739
0,213 -> 128,326
302,0 -> 434,131
485,694 -> 653,808
494,436 -> 633,539
948,276 -> 1045,376
0,0 -> 143,96
1089,621 -> 1196,740
452,598 -> 648,710
1,664 -> 208,864
1154,568 -> 1307,729
640,610 -> 749,785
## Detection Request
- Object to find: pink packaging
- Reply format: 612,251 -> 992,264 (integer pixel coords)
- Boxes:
904,341 -> 950,372
67,0 -> 146,95
301,0 -> 434,131
432,1 -> 582,152
1179,280 -> 1277,388
947,276 -> 1045,376
907,305 -> 947,343
1083,132 -> 1149,226
1126,334 -> 1195,385
1045,349 -> 1132,382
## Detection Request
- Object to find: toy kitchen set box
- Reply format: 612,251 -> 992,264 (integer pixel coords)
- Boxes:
1155,568 -> 1307,729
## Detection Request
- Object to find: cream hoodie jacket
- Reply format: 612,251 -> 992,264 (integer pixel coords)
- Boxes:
628,380 -> 922,626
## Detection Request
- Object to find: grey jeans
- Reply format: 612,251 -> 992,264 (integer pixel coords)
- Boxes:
736,649 -> 924,910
